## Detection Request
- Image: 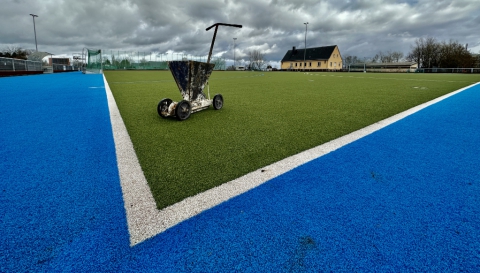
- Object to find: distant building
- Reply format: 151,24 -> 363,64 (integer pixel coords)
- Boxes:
281,45 -> 342,71
349,62 -> 418,73
48,57 -> 70,66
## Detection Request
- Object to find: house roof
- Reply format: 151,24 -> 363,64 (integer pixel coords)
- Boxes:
281,45 -> 337,62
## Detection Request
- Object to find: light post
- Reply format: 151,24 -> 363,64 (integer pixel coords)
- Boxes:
30,14 -> 38,52
303,22 -> 308,72
233,38 -> 237,69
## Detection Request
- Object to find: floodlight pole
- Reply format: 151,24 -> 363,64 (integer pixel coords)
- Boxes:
233,38 -> 237,68
303,22 -> 308,73
30,14 -> 38,52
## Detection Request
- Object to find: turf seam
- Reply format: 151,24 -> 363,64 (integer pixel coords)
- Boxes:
104,74 -> 479,247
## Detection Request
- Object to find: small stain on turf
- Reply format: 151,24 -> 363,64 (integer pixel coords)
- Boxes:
284,236 -> 317,272
370,171 -> 385,183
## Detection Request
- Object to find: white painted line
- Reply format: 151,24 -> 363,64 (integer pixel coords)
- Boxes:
104,74 -> 479,246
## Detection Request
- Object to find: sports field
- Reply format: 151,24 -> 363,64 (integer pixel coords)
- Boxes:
2,72 -> 480,271
104,71 -> 480,209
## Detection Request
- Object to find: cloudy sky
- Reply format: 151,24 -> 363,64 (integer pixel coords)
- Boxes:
1,0 -> 479,67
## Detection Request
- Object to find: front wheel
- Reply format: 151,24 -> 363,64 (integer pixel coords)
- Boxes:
213,94 -> 223,110
157,98 -> 172,118
175,100 -> 192,121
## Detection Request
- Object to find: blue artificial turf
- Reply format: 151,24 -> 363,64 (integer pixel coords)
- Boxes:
1,74 -> 479,272
125,82 -> 480,272
0,73 -> 129,271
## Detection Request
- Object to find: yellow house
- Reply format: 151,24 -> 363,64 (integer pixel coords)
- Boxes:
281,45 -> 342,71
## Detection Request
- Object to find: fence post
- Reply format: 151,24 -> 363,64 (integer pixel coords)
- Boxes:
12,58 -> 15,71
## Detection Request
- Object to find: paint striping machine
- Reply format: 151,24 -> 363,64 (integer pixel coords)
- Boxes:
157,23 -> 242,121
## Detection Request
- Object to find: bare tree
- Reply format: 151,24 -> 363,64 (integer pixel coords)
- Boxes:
406,45 -> 421,66
438,40 -> 475,68
371,52 -> 386,63
247,50 -> 265,71
391,51 -> 404,62
407,37 -> 440,68
381,52 -> 390,63
371,51 -> 404,63
424,37 -> 440,68
408,37 -> 475,68
343,55 -> 361,68
1,46 -> 29,59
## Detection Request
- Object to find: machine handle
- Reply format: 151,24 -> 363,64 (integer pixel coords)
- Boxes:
206,23 -> 243,64
206,23 -> 242,31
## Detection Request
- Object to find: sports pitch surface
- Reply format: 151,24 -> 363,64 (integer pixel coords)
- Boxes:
1,72 -> 479,271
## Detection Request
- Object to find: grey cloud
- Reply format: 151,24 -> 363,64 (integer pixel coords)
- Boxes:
1,0 -> 479,63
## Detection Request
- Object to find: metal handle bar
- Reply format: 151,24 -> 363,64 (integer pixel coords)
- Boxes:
206,23 -> 243,64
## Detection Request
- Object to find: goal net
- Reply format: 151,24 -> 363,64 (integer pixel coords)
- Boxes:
83,48 -> 102,74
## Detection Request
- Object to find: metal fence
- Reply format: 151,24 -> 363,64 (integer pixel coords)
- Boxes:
52,63 -> 77,71
0,57 -> 43,71
347,64 -> 480,73
348,67 -> 417,73
101,50 -> 226,70
416,68 -> 480,73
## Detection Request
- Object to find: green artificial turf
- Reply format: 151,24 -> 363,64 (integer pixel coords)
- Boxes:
104,71 -> 480,209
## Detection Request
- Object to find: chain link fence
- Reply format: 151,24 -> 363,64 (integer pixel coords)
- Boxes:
101,51 -> 226,71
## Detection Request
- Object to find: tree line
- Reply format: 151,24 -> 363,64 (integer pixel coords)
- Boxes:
406,37 -> 477,68
343,37 -> 480,68
227,50 -> 271,71
0,46 -> 30,59
344,50 -> 405,66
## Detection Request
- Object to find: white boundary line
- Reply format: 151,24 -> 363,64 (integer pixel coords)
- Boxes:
104,75 -> 479,247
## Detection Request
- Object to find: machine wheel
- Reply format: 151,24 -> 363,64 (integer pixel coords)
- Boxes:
175,100 -> 192,121
157,98 -> 173,118
213,94 -> 223,110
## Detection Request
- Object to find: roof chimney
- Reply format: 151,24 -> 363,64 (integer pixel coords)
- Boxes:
292,46 -> 296,51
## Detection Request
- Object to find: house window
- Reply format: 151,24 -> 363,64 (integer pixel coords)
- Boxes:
317,62 -> 320,66
300,63 -> 302,67
309,62 -> 312,67
330,62 -> 332,67
295,63 -> 297,67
